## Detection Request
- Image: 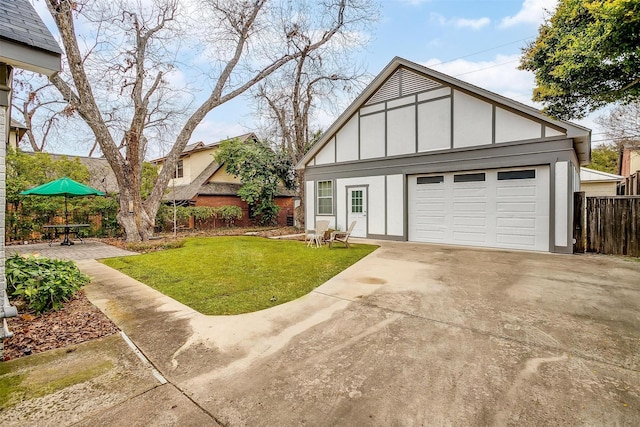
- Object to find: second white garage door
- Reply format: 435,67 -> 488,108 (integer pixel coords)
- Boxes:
408,166 -> 550,251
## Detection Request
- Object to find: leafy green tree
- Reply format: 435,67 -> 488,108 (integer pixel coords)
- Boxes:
520,0 -> 640,119
215,138 -> 293,225
589,143 -> 620,174
6,149 -> 119,240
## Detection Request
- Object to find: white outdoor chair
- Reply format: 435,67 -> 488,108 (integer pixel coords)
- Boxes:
328,221 -> 357,249
306,220 -> 330,248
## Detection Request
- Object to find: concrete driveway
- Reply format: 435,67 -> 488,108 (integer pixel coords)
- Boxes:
81,240 -> 640,426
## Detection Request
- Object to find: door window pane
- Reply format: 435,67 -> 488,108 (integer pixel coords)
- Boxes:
351,190 -> 363,213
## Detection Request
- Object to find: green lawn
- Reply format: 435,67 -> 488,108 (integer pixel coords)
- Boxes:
101,236 -> 377,315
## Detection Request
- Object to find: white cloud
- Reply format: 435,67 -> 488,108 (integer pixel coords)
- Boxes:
423,54 -> 536,105
452,17 -> 491,30
422,55 -> 602,137
189,120 -> 249,145
500,0 -> 558,28
430,13 -> 491,30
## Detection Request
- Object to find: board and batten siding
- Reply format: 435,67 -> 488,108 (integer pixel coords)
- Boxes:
309,68 -> 566,167
308,174 -> 404,238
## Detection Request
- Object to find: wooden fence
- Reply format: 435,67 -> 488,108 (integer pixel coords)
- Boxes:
574,192 -> 640,257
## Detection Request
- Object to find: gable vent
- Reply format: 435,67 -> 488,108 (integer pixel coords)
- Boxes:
401,69 -> 442,95
365,68 -> 444,105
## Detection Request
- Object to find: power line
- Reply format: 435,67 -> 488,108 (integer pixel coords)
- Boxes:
427,36 -> 536,68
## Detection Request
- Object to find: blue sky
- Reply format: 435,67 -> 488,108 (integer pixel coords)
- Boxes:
31,0 -> 605,156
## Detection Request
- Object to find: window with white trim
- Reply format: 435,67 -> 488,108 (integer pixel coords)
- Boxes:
317,181 -> 333,215
173,160 -> 184,178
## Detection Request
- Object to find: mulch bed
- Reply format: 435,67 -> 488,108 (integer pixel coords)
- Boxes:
2,292 -> 119,361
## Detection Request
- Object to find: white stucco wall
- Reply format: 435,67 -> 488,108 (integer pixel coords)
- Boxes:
495,107 -> 542,143
453,90 -> 492,148
387,106 -> 415,156
315,137 -> 336,165
360,113 -> 386,159
545,127 -> 565,138
555,161 -> 569,247
386,174 -> 404,236
336,176 -> 386,235
336,115 -> 359,162
418,97 -> 451,152
305,180 -> 315,228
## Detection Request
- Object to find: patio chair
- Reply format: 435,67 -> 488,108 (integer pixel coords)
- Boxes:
306,220 -> 330,248
328,221 -> 357,249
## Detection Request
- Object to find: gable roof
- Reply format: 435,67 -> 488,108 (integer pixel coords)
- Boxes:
296,57 -> 592,170
580,167 -> 624,183
46,153 -> 120,193
164,159 -> 223,201
0,0 -> 61,75
150,132 -> 258,164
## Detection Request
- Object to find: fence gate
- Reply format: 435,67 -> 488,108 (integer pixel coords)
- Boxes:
576,194 -> 640,257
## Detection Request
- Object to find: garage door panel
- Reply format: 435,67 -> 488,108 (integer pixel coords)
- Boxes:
454,188 -> 487,197
409,166 -> 549,251
453,216 -> 486,226
453,231 -> 486,243
454,202 -> 486,211
497,202 -> 537,213
497,217 -> 536,228
497,186 -> 536,197
496,234 -> 536,246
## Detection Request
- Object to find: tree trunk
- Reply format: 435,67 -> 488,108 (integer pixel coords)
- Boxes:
117,181 -> 154,242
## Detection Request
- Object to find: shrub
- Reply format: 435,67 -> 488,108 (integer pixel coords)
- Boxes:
5,254 -> 90,314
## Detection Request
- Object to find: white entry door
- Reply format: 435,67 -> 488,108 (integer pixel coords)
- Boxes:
347,187 -> 367,237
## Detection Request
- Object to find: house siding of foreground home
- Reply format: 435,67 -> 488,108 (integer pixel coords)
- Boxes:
297,57 -> 591,254
1,0 -> 61,354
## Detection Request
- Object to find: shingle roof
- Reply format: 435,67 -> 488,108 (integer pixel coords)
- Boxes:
0,0 -> 62,55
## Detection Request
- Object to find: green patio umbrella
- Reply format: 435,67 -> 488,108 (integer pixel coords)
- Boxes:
20,177 -> 105,244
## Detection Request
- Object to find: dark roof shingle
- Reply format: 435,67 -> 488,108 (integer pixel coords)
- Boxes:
0,0 -> 62,55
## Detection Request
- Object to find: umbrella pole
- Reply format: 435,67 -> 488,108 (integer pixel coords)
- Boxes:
62,195 -> 72,246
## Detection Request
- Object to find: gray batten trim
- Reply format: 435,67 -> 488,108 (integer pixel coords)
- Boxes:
305,139 -> 576,181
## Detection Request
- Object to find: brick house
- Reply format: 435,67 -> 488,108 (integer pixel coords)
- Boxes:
151,133 -> 295,227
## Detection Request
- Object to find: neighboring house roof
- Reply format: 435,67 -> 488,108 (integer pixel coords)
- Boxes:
198,182 -> 296,197
0,0 -> 61,75
36,153 -> 120,193
296,57 -> 592,170
150,133 -> 258,164
580,167 -> 624,183
157,132 -> 295,201
165,158 -> 223,201
10,119 -> 27,130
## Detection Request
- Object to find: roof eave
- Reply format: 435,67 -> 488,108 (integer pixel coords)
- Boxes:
0,39 -> 61,76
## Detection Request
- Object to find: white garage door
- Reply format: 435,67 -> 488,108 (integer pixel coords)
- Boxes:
408,166 -> 549,251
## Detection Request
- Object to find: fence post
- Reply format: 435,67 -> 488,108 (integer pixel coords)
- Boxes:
573,192 -> 586,253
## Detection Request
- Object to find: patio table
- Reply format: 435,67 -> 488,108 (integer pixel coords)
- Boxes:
43,224 -> 90,246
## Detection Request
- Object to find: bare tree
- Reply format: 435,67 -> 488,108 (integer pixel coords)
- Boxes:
596,102 -> 640,148
11,70 -> 72,152
44,0 -> 372,241
253,4 -> 375,226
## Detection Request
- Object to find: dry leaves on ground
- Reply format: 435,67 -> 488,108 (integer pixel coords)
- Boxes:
2,292 -> 119,361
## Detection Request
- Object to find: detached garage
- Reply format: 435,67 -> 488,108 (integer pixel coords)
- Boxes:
297,57 -> 591,253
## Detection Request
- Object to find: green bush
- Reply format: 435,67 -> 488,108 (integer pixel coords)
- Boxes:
5,254 -> 90,314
